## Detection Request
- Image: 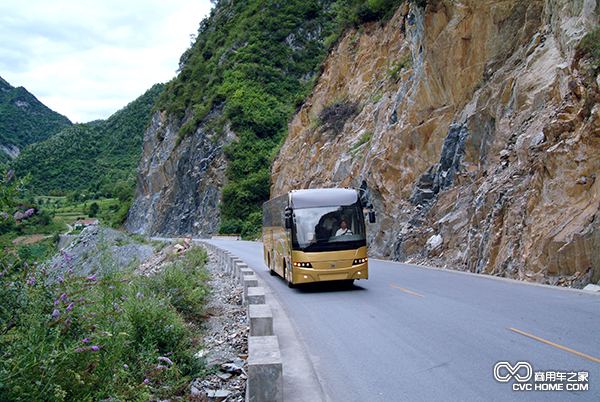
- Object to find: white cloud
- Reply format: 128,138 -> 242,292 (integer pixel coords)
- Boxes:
0,0 -> 213,123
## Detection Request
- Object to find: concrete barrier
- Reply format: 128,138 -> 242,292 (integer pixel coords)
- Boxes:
199,241 -> 284,402
246,336 -> 284,402
247,286 -> 266,305
240,267 -> 253,284
248,304 -> 273,336
243,274 -> 259,305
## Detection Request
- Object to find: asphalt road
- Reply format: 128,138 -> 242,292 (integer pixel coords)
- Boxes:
203,239 -> 600,402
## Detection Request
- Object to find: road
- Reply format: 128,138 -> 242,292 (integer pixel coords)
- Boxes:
202,239 -> 600,402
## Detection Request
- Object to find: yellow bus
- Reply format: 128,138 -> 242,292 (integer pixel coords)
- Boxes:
262,188 -> 375,287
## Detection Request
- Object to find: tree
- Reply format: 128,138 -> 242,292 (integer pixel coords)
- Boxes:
89,202 -> 100,218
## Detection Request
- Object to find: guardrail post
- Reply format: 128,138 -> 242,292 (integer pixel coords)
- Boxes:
246,336 -> 283,402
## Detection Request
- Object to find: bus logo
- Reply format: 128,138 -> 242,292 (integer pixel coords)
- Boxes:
328,261 -> 339,270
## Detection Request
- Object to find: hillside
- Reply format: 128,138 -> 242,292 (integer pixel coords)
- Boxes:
271,0 -> 600,287
126,0 -> 403,236
0,76 -> 72,163
126,0 -> 599,288
10,83 -> 164,195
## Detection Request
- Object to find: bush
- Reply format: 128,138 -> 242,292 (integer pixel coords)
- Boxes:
0,246 -> 211,401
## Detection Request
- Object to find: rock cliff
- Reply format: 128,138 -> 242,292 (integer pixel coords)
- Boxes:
271,0 -> 600,287
125,107 -> 236,237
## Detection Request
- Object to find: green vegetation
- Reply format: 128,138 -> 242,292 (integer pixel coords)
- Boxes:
0,178 -> 212,401
387,53 -> 413,80
578,27 -> 600,70
158,0 -> 404,236
349,130 -> 373,157
0,242 -> 211,401
8,83 -> 164,198
0,77 -> 72,164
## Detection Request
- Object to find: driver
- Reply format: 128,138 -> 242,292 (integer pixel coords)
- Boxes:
335,220 -> 353,236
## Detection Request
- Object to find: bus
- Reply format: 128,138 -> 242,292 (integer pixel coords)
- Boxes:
262,188 -> 375,287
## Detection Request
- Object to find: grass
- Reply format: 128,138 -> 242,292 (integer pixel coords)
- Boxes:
0,243 -> 212,401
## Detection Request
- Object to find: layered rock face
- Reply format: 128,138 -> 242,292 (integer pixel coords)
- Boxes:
271,0 -> 600,287
125,109 -> 235,237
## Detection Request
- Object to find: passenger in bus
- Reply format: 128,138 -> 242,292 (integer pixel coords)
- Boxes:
323,215 -> 335,237
335,220 -> 353,236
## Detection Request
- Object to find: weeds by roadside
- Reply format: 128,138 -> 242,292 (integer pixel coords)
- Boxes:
0,244 -> 211,401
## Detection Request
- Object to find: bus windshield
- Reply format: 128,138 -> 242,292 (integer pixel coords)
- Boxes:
291,205 -> 367,252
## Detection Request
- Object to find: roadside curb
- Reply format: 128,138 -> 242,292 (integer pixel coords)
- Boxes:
200,241 -> 284,402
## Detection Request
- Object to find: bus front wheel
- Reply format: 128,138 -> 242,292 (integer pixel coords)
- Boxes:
268,254 -> 276,276
284,263 -> 295,288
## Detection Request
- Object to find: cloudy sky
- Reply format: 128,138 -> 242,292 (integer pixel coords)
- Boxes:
0,0 -> 213,123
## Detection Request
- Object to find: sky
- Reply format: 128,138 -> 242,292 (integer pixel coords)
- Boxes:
0,0 -> 214,123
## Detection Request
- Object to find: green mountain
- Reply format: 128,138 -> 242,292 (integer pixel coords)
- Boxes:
9,83 -> 165,195
0,76 -> 72,163
153,0 -> 403,234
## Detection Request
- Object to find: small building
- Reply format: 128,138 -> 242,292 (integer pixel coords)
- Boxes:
74,219 -> 99,229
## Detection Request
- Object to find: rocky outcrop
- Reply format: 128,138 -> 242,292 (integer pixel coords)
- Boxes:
125,107 -> 235,237
271,0 -> 600,287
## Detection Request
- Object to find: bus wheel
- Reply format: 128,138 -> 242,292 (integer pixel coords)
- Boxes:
285,264 -> 295,288
268,254 -> 276,276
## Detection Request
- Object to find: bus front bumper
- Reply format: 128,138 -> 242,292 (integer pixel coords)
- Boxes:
292,263 -> 369,284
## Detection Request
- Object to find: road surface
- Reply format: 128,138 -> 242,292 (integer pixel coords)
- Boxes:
203,239 -> 600,402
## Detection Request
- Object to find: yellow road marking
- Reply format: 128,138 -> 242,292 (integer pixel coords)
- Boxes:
389,285 -> 425,298
508,327 -> 600,365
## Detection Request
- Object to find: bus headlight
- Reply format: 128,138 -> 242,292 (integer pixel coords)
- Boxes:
353,258 -> 367,265
293,262 -> 313,268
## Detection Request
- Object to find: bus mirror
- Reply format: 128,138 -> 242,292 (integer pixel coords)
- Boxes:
368,211 -> 376,223
285,207 -> 293,229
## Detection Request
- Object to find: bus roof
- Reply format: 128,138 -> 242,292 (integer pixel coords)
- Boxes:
290,188 -> 359,209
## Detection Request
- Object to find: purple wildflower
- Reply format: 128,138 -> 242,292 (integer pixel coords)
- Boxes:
0,212 -> 8,220
74,348 -> 86,353
60,293 -> 67,300
123,364 -> 128,369
90,346 -> 100,351
156,365 -> 167,370
109,286 -> 114,290
54,299 -> 60,307
64,254 -> 71,264
144,379 -> 151,385
23,262 -> 28,269
27,277 -> 35,285
25,208 -> 35,216
158,356 -> 174,365
82,338 -> 90,343
57,277 -> 63,283
66,302 -> 74,311
3,170 -> 14,183
86,274 -> 96,281
52,309 -> 60,319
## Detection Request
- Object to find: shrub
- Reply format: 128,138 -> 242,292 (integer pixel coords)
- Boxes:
0,245 -> 211,401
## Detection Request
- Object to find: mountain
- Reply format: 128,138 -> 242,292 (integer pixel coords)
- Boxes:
127,0 -> 600,288
125,0 -> 402,236
10,83 -> 164,195
0,76 -> 72,163
271,0 -> 600,288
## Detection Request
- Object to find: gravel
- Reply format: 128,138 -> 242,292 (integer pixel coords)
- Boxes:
188,249 -> 248,401
46,228 -> 249,400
